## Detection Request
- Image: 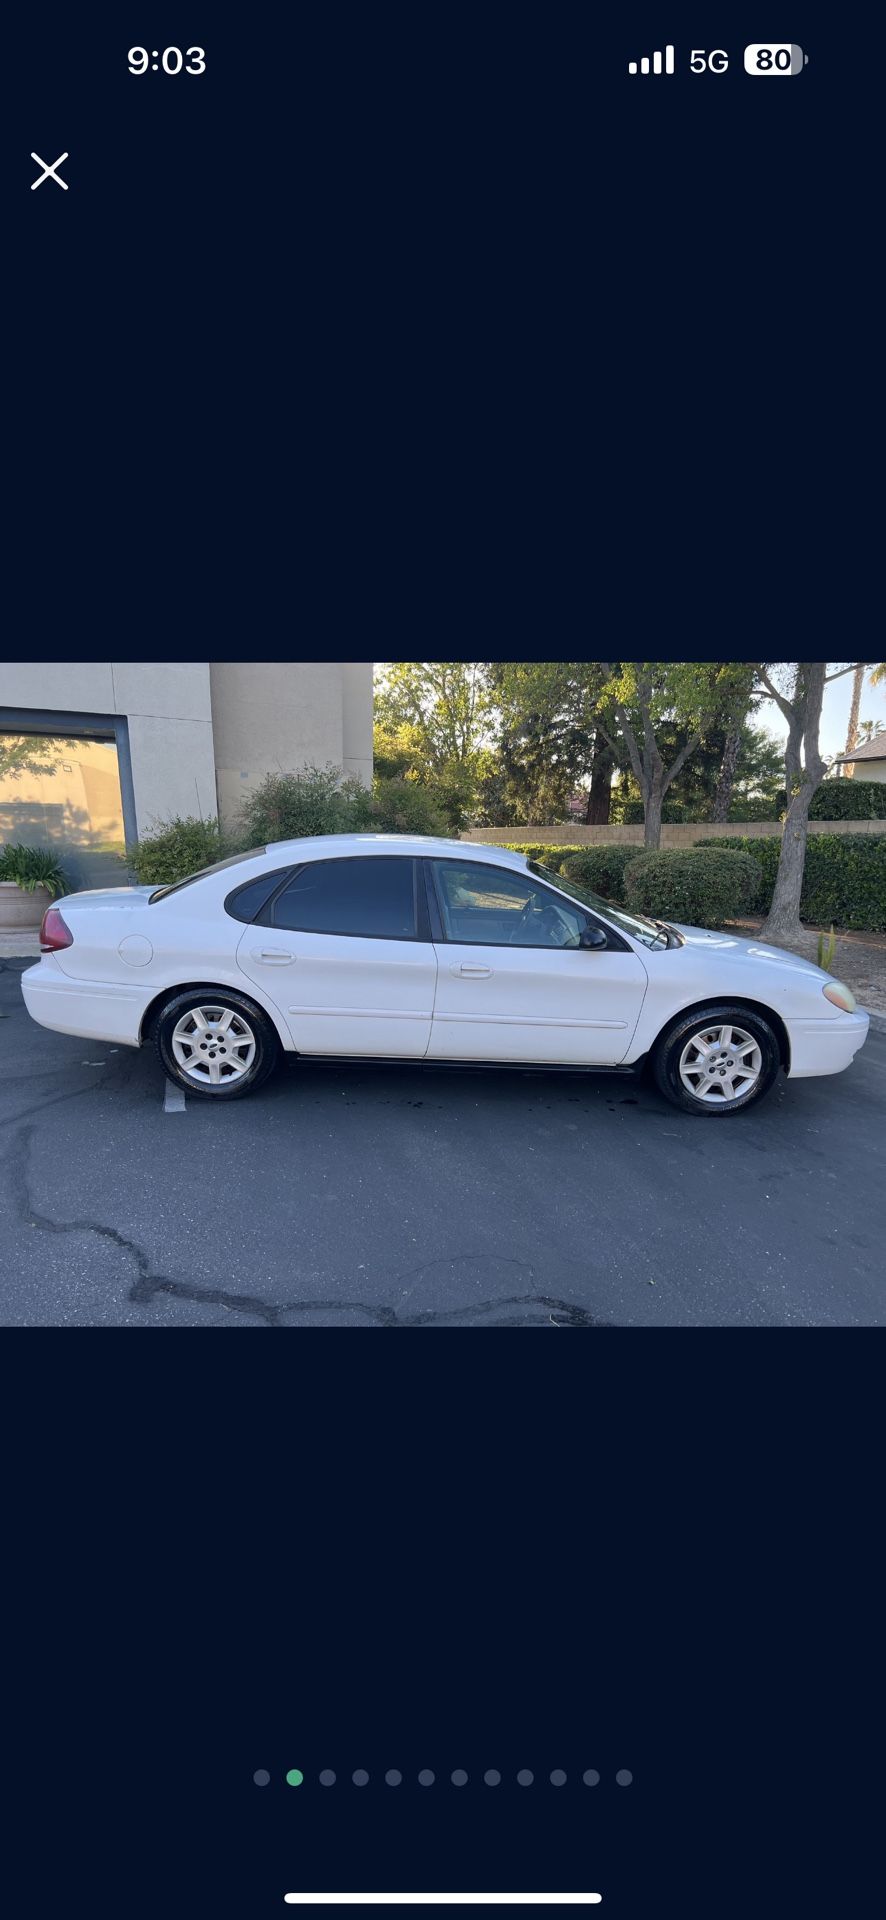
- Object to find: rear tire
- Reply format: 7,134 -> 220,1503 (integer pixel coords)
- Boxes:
652,1004 -> 780,1116
152,989 -> 280,1100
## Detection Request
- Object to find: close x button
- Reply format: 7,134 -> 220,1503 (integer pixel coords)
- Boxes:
31,152 -> 69,190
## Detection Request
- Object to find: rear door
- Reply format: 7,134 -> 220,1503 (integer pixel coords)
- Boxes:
426,858 -> 648,1064
236,854 -> 437,1057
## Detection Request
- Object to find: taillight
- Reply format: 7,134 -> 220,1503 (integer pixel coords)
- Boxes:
40,906 -> 73,951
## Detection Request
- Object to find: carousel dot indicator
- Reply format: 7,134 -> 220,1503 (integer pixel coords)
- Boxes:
286,1769 -> 304,1787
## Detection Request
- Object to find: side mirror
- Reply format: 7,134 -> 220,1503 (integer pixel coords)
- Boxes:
579,925 -> 608,950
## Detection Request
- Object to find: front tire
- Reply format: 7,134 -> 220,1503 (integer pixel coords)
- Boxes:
652,1005 -> 781,1116
152,990 -> 280,1100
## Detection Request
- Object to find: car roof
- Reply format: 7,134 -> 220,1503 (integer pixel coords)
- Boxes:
251,834 -> 531,870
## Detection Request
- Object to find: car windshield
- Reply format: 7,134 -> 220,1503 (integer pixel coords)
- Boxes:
528,861 -> 670,950
149,848 -> 267,903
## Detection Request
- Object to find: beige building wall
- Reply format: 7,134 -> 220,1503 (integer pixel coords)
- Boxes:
0,662 -> 218,829
3,662 -> 374,843
341,662 -> 374,786
209,662 -> 373,829
843,759 -> 886,784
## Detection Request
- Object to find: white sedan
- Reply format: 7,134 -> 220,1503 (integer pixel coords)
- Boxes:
21,833 -> 869,1115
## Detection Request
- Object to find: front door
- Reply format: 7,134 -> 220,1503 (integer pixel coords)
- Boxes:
426,858 -> 648,1065
236,855 -> 437,1057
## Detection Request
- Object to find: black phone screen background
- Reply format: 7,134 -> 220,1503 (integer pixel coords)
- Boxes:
8,2 -> 877,631
2,1339 -> 880,1918
5,4 -> 881,1916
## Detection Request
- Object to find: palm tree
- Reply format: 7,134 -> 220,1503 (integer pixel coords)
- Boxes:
869,664 -> 886,686
842,665 -> 865,772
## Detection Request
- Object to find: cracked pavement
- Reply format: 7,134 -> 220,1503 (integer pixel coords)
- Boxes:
1,959 -> 884,1326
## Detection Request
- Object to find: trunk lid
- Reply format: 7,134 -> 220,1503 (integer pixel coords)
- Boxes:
58,886 -> 155,913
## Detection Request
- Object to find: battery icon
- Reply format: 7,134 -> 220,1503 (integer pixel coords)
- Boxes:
744,44 -> 808,74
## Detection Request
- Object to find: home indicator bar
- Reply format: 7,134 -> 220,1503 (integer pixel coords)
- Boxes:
283,1899 -> 603,1908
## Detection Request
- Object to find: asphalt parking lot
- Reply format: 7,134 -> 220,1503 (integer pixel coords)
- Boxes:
1,959 -> 884,1326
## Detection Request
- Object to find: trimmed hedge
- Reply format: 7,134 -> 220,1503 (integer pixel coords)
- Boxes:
492,842 -> 585,865
727,793 -> 787,822
625,849 -> 763,929
555,845 -> 642,903
694,833 -> 886,933
611,798 -> 691,825
809,779 -> 886,821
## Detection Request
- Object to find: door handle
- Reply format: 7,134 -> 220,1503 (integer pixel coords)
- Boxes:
250,948 -> 296,964
452,963 -> 493,977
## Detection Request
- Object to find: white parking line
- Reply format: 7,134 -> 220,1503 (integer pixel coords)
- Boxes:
163,1080 -> 186,1113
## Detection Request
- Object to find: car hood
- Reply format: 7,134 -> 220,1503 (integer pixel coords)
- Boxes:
58,886 -> 156,912
669,922 -> 829,985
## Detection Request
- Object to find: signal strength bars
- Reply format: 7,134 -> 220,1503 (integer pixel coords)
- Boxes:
628,46 -> 675,75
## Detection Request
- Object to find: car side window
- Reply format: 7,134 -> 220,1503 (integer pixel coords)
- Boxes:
267,857 -> 419,940
431,861 -> 586,949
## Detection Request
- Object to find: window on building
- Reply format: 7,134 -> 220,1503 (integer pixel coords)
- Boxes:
0,732 -> 126,892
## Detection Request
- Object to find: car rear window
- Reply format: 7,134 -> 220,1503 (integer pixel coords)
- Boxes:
225,870 -> 292,923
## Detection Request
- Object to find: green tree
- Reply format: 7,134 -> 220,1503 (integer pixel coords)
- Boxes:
372,722 -> 429,783
842,665 -> 865,769
608,718 -> 784,823
487,662 -> 615,825
373,663 -> 493,829
487,661 -> 755,843
708,667 -> 765,821
755,662 -> 869,940
596,662 -> 753,847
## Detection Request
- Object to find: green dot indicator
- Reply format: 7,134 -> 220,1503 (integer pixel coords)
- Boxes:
285,1769 -> 304,1787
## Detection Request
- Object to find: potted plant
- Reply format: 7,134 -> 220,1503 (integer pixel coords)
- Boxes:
0,844 -> 67,932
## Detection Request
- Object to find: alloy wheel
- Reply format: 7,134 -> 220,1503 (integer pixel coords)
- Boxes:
677,1023 -> 763,1104
170,1004 -> 257,1088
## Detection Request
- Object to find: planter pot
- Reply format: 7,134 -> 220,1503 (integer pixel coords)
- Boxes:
0,881 -> 53,932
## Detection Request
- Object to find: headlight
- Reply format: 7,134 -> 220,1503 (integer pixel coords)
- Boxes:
823,981 -> 857,1013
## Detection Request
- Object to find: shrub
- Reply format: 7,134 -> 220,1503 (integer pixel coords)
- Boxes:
467,842 -> 647,898
352,777 -> 449,837
0,842 -> 67,897
556,845 -> 642,903
809,779 -> 886,821
239,765 -> 454,847
483,842 -> 586,865
613,794 -> 790,826
238,766 -> 358,845
693,832 -> 886,933
799,834 -> 886,931
693,837 -> 782,904
727,793 -> 787,823
625,848 -> 763,928
611,796 -> 689,825
127,815 -> 226,886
